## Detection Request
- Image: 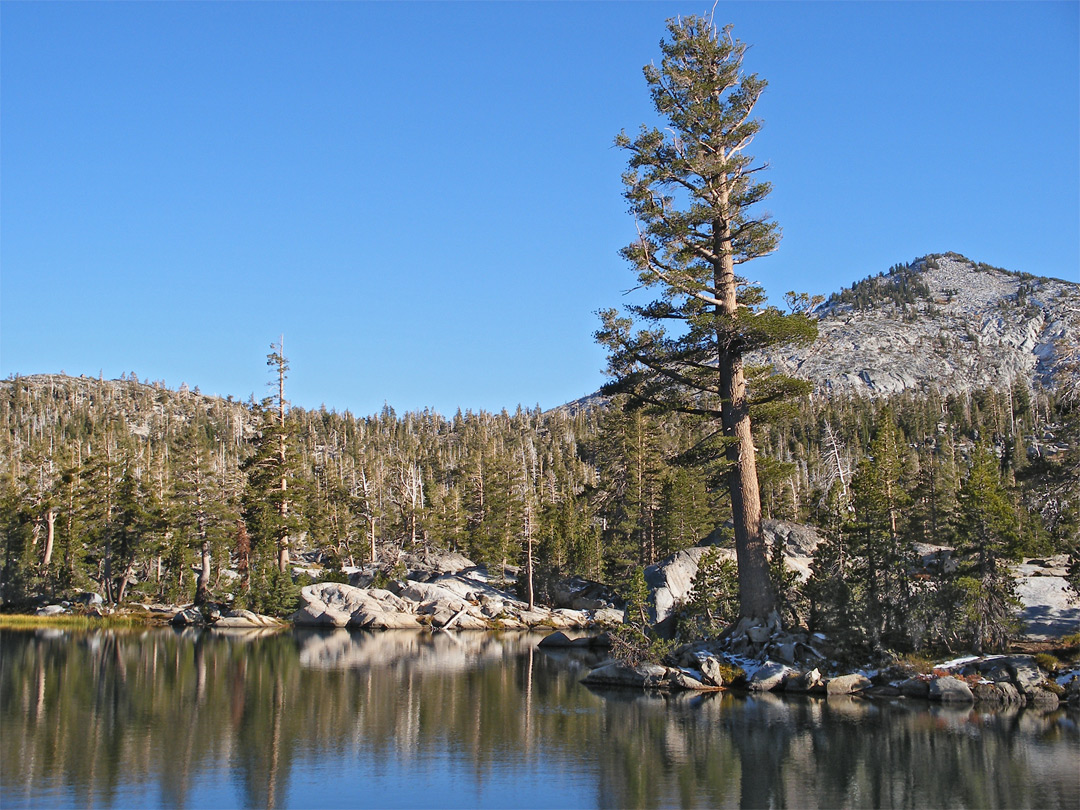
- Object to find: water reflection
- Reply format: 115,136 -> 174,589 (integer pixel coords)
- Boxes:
1,628 -> 1077,809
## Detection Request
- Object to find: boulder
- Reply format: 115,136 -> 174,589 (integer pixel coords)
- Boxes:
35,604 -> 67,616
762,519 -> 822,557
171,607 -> 205,626
552,576 -> 623,611
982,665 -> 1013,683
700,657 -> 727,688
291,602 -> 350,628
1002,656 -> 1045,696
399,549 -> 476,577
553,608 -> 591,628
365,588 -> 413,614
997,681 -> 1024,704
775,641 -> 798,664
826,674 -> 871,695
785,668 -> 823,693
426,576 -> 483,602
214,609 -> 279,628
449,612 -> 490,630
304,582 -> 386,618
582,662 -> 668,689
748,661 -> 792,692
538,631 -> 577,648
362,610 -> 422,630
400,581 -> 472,614
898,678 -> 931,699
662,669 -> 716,691
73,591 -> 104,607
348,568 -> 375,588
645,546 -> 735,623
591,608 -> 625,626
1014,574 -> 1079,638
928,676 -> 974,702
1028,688 -> 1060,709
971,682 -> 1023,705
515,608 -> 552,626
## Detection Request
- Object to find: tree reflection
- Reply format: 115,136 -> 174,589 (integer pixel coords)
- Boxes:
1,629 -> 1077,809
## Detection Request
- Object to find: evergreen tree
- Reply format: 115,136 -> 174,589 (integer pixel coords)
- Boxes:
656,466 -> 712,559
596,16 -> 816,623
847,412 -> 918,651
171,427 -> 235,605
951,443 -> 1022,653
240,340 -> 303,606
107,454 -> 158,604
677,548 -> 739,641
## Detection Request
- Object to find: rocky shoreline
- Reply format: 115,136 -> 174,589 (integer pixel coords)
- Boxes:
573,642 -> 1080,711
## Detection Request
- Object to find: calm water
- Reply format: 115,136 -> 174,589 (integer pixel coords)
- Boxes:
1,628 -> 1077,809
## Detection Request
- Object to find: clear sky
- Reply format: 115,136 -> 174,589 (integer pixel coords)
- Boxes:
2,1 -> 1077,417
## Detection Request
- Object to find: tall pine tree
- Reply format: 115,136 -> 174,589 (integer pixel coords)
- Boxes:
596,15 -> 816,623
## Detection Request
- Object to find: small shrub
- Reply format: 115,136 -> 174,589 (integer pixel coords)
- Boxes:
319,568 -> 350,585
1034,653 -> 1060,673
371,570 -> 392,590
708,661 -> 747,686
896,653 -> 936,675
294,572 -> 315,588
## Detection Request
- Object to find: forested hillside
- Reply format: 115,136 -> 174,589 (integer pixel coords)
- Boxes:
3,344 -> 1077,621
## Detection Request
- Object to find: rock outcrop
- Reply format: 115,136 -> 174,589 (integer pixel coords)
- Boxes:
644,520 -> 822,625
171,606 -> 283,629
291,577 -> 621,632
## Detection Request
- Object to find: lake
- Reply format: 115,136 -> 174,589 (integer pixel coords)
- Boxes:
1,627 -> 1077,809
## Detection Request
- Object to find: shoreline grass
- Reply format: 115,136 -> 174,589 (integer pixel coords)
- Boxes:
0,612 -> 169,630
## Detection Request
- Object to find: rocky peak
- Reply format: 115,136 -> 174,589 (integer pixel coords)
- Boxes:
758,253 -> 1079,397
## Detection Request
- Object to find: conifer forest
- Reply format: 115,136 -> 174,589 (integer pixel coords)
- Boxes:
2,350 -> 1078,655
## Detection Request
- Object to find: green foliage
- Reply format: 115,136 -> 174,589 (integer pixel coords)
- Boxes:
769,536 -> 805,629
318,567 -> 350,585
370,569 -> 392,590
804,526 -> 861,651
676,549 -> 739,641
826,260 -> 933,312
947,443 -> 1023,653
246,564 -> 299,619
610,567 -> 674,666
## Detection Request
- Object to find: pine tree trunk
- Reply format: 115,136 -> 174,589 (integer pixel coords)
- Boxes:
195,541 -> 212,606
195,462 -> 212,605
116,561 -> 135,603
716,218 -> 777,622
277,335 -> 290,572
42,508 -> 56,569
525,503 -> 535,611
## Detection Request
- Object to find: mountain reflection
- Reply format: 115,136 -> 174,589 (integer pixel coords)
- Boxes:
1,629 -> 1077,809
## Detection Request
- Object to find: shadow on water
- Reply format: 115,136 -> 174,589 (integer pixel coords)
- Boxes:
1,627 -> 1077,809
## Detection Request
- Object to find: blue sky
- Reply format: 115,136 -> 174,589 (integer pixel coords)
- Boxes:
2,1 -> 1077,416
